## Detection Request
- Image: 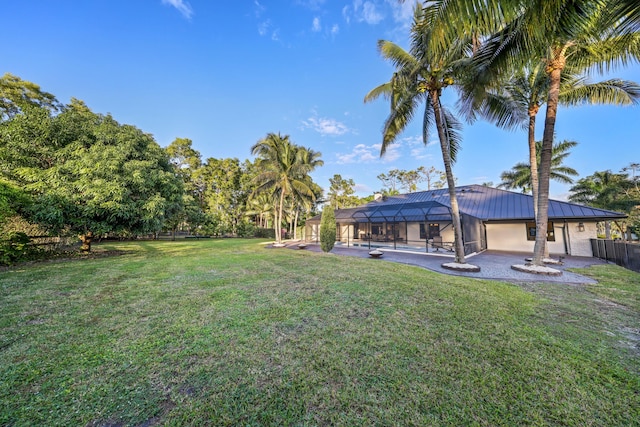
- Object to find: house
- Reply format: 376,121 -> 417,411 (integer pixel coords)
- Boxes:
304,185 -> 627,257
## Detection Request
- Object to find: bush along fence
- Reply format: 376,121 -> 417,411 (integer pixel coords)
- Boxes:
590,239 -> 640,273
0,234 -> 79,265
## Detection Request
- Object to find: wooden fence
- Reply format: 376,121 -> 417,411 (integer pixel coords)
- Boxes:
590,239 -> 640,273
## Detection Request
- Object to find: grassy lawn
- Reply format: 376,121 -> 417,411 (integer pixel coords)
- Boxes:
1,239 -> 638,426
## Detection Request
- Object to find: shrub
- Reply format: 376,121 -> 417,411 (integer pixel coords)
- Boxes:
236,221 -> 256,238
320,205 -> 336,253
254,227 -> 275,239
0,232 -> 41,265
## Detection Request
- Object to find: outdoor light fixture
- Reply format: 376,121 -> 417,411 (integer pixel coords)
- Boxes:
578,222 -> 585,232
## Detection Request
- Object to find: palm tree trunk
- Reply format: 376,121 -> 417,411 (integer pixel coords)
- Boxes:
528,111 -> 540,221
431,91 -> 466,264
528,110 -> 549,258
293,209 -> 299,240
533,58 -> 564,265
276,191 -> 286,243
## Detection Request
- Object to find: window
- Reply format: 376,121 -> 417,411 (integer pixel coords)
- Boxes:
429,223 -> 440,239
526,222 -> 555,241
420,223 -> 440,239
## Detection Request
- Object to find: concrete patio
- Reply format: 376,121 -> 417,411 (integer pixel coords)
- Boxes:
284,242 -> 608,284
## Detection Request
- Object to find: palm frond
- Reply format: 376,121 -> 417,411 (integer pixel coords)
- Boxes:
377,40 -> 419,71
441,106 -> 463,164
560,78 -> 640,106
364,81 -> 394,103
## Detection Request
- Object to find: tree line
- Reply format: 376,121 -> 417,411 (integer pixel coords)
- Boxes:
0,73 -> 328,260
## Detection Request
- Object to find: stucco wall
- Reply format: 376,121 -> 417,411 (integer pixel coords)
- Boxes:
485,223 -> 566,254
407,223 -> 421,242
338,224 -> 353,241
565,221 -> 596,257
486,221 -> 597,256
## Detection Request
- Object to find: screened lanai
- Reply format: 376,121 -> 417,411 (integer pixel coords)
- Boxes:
305,200 -> 485,255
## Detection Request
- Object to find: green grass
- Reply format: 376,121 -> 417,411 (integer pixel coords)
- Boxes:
1,239 -> 639,426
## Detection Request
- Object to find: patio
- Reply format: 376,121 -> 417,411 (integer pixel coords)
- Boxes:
285,242 -> 607,284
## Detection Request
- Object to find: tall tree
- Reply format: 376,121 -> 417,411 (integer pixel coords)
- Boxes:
499,139 -> 579,193
251,133 -> 323,244
420,166 -> 447,190
376,170 -> 402,194
463,63 -> 640,227
472,0 -> 640,265
365,4 -> 472,264
327,174 -> 358,209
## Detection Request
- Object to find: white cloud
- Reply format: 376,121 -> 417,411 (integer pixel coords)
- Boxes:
373,143 -> 400,162
336,142 -> 400,164
331,24 -> 340,35
254,0 -> 266,17
257,19 -> 280,40
161,0 -> 193,19
354,183 -> 372,193
312,17 -> 321,32
258,20 -> 270,36
385,0 -> 415,24
296,0 -> 326,10
342,5 -> 351,24
302,115 -> 351,136
344,0 -> 384,25
361,1 -> 384,24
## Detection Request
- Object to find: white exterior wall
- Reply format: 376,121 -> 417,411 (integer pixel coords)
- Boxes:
485,221 -> 598,256
485,223 -> 566,254
306,223 -> 319,242
565,221 -> 596,257
407,223 -> 421,242
338,224 -> 353,242
439,226 -> 455,243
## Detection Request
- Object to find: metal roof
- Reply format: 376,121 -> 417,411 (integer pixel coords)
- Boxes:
335,200 -> 452,223
345,185 -> 627,222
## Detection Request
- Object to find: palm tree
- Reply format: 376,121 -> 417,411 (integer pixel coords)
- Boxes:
246,192 -> 273,228
499,139 -> 579,193
569,170 -> 633,238
471,0 -> 640,265
465,64 -> 640,220
365,4 -> 473,265
250,133 -> 323,244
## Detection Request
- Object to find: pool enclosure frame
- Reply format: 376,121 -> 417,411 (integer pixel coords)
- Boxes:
306,200 -> 485,255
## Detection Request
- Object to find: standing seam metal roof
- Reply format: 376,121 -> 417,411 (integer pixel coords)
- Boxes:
346,185 -> 627,221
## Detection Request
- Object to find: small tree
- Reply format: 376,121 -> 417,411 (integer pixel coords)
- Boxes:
319,205 -> 336,253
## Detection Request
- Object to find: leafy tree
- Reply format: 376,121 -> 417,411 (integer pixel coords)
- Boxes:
327,174 -> 359,209
569,170 -> 637,211
499,139 -> 579,193
569,169 -> 640,238
251,133 -> 323,244
365,5 -> 473,264
420,166 -> 447,190
0,73 -> 60,121
2,99 -> 184,251
376,170 -> 402,194
0,179 -> 31,228
201,157 -> 246,235
319,205 -> 336,253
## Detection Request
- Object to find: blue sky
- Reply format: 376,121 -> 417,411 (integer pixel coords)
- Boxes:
3,0 -> 639,200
